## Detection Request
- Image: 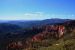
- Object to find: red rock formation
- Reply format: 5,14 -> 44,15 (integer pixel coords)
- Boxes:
7,41 -> 23,49
31,25 -> 65,42
58,25 -> 65,38
32,33 -> 44,42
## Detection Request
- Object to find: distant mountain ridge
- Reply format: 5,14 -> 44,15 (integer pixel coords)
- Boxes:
0,18 -> 71,28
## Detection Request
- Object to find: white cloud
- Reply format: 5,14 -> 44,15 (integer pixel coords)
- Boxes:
24,12 -> 51,20
24,12 -> 44,17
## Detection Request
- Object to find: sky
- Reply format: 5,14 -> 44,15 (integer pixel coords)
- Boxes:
0,0 -> 75,20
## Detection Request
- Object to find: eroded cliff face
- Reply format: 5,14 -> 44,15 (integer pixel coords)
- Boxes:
31,25 -> 65,42
7,25 -> 66,50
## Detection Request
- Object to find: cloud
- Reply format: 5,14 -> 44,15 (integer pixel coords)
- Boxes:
24,12 -> 44,17
24,12 -> 51,20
